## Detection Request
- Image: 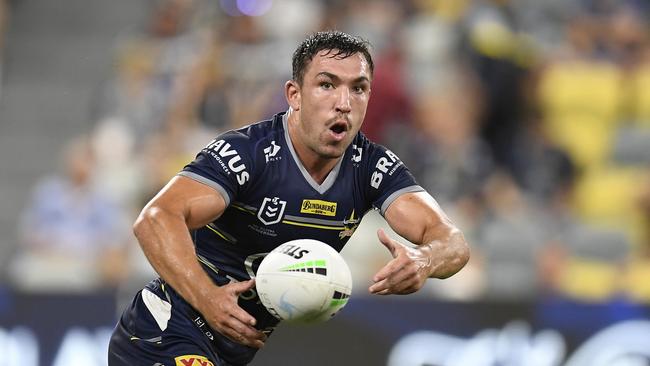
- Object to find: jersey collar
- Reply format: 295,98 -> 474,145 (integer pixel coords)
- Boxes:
282,111 -> 344,195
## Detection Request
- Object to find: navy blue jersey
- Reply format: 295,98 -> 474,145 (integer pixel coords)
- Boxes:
179,111 -> 422,280
110,111 -> 423,365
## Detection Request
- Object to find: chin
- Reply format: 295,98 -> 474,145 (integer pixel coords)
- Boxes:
317,147 -> 346,159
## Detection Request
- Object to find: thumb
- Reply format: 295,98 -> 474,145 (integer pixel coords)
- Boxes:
230,278 -> 256,295
377,228 -> 398,258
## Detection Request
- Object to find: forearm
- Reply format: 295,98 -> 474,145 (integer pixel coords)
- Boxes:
134,206 -> 215,310
418,227 -> 469,279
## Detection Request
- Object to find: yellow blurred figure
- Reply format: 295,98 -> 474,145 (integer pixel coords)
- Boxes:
538,60 -> 623,170
557,259 -> 620,302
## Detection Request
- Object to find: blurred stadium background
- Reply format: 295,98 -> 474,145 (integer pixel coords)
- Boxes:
1,0 -> 650,365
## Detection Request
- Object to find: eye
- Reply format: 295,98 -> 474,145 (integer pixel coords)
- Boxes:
320,82 -> 334,90
353,85 -> 365,94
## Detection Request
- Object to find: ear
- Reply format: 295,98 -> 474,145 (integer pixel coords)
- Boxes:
285,80 -> 301,111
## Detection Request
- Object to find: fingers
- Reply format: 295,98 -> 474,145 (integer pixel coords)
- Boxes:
216,300 -> 266,348
372,257 -> 403,283
377,228 -> 399,257
369,264 -> 415,294
373,229 -> 405,283
230,278 -> 256,295
205,280 -> 267,348
221,319 -> 266,348
369,253 -> 424,295
225,315 -> 267,348
229,301 -> 257,327
369,278 -> 389,295
370,286 -> 390,296
369,275 -> 419,295
225,279 -> 257,326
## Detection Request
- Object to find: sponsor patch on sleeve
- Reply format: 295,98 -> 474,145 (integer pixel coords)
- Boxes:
203,138 -> 249,185
174,355 -> 214,366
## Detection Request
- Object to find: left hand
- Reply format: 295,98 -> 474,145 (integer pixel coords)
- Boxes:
369,228 -> 433,295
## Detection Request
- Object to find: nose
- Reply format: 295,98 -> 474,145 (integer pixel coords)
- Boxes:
335,87 -> 352,114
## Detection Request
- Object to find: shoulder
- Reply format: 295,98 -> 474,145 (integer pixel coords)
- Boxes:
353,132 -> 404,167
236,113 -> 284,140
203,113 -> 284,155
352,132 -> 414,194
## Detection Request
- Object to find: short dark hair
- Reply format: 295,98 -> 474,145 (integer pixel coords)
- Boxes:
292,31 -> 374,85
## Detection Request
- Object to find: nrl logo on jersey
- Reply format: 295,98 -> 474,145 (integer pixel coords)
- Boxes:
264,140 -> 281,162
300,199 -> 337,216
258,196 -> 287,225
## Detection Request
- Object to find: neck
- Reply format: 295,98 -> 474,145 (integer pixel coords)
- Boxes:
286,110 -> 339,184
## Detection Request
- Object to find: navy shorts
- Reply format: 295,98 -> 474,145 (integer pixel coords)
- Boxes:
108,278 -> 260,366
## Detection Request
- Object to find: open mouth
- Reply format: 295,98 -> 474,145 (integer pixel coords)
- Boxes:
328,122 -> 349,142
330,123 -> 347,134
329,119 -> 350,134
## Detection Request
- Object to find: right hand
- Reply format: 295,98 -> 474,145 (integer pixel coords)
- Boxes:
198,279 -> 267,348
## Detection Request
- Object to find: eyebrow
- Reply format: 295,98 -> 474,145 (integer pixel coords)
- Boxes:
316,71 -> 370,84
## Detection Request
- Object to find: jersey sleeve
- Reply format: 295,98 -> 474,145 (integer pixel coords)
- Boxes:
178,131 -> 253,206
365,142 -> 424,216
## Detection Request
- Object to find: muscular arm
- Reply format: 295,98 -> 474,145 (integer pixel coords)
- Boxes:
369,191 -> 470,294
133,175 -> 265,347
134,175 -> 225,307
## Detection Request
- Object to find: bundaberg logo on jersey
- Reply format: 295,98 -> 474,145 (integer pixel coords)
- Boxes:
204,139 -> 249,185
300,199 -> 337,216
258,197 -> 287,225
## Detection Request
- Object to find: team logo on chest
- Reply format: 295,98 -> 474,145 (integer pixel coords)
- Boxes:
258,196 -> 287,225
339,210 -> 361,239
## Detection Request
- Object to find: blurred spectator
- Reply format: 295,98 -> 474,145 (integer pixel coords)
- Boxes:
389,80 -> 492,207
509,107 -> 577,204
620,170 -> 650,303
461,0 -> 535,173
0,0 -> 7,99
90,0 -> 222,208
551,223 -> 631,302
341,1 -> 410,143
610,7 -> 650,165
92,0 -> 209,141
533,5 -> 650,265
9,136 -> 130,292
537,13 -> 623,171
92,41 -> 168,143
362,41 -> 412,143
475,172 -> 548,299
400,0 -> 464,93
91,118 -> 143,207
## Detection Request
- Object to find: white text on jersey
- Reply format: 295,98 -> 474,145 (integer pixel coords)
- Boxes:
206,139 -> 250,185
370,150 -> 400,189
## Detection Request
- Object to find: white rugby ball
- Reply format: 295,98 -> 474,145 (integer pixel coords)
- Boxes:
256,239 -> 352,324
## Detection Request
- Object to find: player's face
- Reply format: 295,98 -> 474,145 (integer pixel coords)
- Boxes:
294,51 -> 371,159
